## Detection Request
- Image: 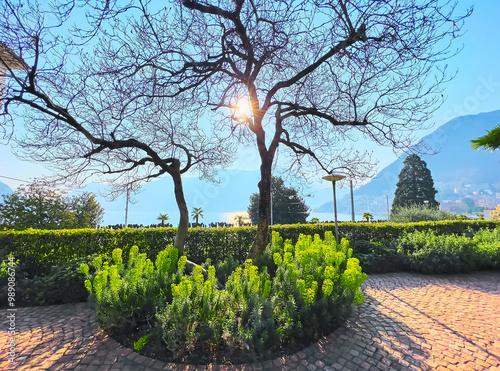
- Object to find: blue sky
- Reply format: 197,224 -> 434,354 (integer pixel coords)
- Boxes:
1,0 -> 499,194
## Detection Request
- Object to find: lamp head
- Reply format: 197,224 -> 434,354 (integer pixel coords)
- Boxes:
322,174 -> 346,182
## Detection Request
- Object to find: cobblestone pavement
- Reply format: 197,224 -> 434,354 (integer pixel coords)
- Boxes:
1,272 -> 499,370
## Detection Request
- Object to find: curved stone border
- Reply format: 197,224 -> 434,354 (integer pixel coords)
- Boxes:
1,272 -> 499,370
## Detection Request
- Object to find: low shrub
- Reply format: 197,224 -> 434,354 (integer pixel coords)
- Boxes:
80,231 -> 367,363
351,226 -> 500,274
0,253 -> 93,307
397,230 -> 480,274
472,228 -> 500,270
267,232 -> 366,347
350,240 -> 403,274
390,205 -> 456,223
79,246 -> 179,334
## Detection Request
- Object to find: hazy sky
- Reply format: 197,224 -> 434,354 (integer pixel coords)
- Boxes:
1,0 -> 499,192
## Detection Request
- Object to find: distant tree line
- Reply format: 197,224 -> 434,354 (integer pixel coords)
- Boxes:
104,221 -> 234,230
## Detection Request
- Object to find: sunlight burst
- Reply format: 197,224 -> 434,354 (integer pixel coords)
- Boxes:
235,99 -> 252,120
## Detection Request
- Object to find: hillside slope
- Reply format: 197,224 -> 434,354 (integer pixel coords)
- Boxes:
0,181 -> 12,196
317,110 -> 500,214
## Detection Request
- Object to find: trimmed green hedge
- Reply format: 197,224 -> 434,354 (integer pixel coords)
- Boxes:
1,221 -> 499,308
0,220 -> 498,270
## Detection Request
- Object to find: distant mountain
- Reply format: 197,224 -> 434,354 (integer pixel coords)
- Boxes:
316,110 -> 500,216
0,181 -> 12,196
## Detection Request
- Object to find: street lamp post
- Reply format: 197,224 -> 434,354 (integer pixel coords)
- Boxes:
270,192 -> 273,226
322,174 -> 346,244
350,179 -> 355,223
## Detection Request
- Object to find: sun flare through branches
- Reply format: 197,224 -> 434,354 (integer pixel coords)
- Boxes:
235,98 -> 252,122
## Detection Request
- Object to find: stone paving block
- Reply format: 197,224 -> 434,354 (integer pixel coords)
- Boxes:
313,359 -> 325,368
1,272 -> 499,370
250,362 -> 263,370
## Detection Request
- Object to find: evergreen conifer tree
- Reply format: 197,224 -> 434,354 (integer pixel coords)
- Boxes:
392,154 -> 438,211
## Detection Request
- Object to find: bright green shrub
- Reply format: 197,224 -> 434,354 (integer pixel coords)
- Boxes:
269,232 -> 366,345
156,263 -> 225,359
82,233 -> 366,363
204,255 -> 241,284
80,245 -> 179,333
472,228 -> 500,269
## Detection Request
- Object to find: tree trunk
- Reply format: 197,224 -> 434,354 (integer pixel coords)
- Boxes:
249,158 -> 272,259
171,161 -> 189,256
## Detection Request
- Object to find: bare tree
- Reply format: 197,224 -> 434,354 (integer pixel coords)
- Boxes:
0,1 -> 234,255
1,0 -> 471,258
101,0 -> 469,258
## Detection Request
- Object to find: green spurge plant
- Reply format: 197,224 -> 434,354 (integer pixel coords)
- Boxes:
79,245 -> 179,333
268,231 -> 367,344
79,235 -> 367,364
156,257 -> 276,362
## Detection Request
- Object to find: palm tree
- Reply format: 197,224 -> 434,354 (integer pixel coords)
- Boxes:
157,213 -> 170,227
362,212 -> 373,222
191,207 -> 204,225
471,124 -> 500,151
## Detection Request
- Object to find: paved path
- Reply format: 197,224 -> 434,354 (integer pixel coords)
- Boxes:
1,272 -> 499,370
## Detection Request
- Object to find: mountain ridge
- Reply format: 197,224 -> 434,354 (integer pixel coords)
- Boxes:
316,110 -> 500,215
0,181 -> 13,196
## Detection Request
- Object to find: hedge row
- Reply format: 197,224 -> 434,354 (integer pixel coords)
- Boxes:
1,220 -> 497,269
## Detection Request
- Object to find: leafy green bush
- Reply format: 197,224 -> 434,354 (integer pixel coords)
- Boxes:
203,255 -> 241,285
396,230 -> 479,274
390,205 -> 456,223
34,257 -> 93,305
350,240 -> 403,274
0,254 -> 93,307
472,228 -> 500,269
81,232 -> 367,363
79,246 -> 179,334
268,232 -> 366,347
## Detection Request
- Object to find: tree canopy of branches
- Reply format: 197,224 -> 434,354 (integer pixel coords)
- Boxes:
0,183 -> 104,230
0,0 -> 470,258
248,176 -> 309,225
392,154 -> 439,211
0,1 -> 234,254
